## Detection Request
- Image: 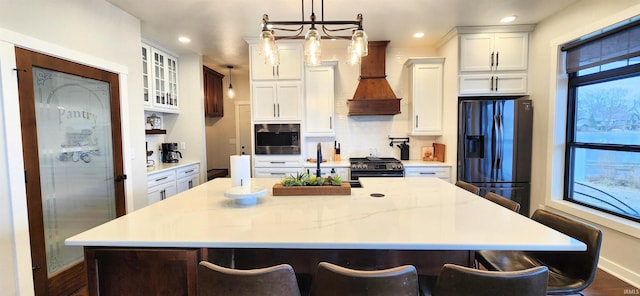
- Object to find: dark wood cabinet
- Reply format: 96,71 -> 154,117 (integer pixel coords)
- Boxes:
85,247 -> 203,296
203,66 -> 224,117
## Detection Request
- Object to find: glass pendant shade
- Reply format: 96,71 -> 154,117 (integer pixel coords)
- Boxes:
227,66 -> 235,99
259,30 -> 279,65
227,85 -> 235,99
347,45 -> 361,65
268,44 -> 280,65
349,29 -> 369,57
304,28 -> 322,65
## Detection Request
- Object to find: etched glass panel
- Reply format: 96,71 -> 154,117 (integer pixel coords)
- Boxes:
32,67 -> 116,276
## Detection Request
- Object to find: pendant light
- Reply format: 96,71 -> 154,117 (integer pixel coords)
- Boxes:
227,66 -> 235,99
260,0 -> 367,66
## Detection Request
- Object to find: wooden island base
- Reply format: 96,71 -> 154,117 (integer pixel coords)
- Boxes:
84,247 -> 472,296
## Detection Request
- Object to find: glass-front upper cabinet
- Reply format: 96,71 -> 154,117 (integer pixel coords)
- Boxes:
142,42 -> 180,113
142,44 -> 151,106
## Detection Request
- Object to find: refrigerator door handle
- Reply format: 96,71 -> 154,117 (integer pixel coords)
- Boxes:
497,113 -> 504,169
492,114 -> 499,177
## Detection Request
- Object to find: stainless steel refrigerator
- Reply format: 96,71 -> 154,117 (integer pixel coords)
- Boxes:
458,97 -> 533,216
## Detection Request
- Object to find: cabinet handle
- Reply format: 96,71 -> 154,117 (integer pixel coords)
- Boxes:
495,52 -> 499,68
490,76 -> 494,91
330,116 -> 332,129
495,76 -> 499,92
161,189 -> 165,200
277,104 -> 280,117
277,65 -> 280,77
273,104 -> 276,117
420,172 -> 436,175
272,66 -> 275,77
155,176 -> 169,182
270,172 -> 286,176
416,115 -> 419,128
270,161 -> 286,164
184,170 -> 194,174
490,52 -> 494,69
188,180 -> 193,189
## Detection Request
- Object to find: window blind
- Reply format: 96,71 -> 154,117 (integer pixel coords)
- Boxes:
563,21 -> 640,73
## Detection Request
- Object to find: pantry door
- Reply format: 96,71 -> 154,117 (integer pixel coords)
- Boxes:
15,48 -> 126,295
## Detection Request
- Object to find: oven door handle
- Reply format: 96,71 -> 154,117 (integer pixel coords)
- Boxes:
351,172 -> 405,178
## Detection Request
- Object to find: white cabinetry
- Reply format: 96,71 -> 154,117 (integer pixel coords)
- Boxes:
252,81 -> 302,121
459,33 -> 528,72
250,43 -> 303,80
404,165 -> 451,183
459,73 -> 527,95
147,163 -> 200,205
176,163 -> 200,193
142,42 -> 180,112
248,40 -> 303,123
405,57 -> 444,136
458,29 -> 531,96
147,170 -> 177,204
253,155 -> 304,178
304,61 -> 337,137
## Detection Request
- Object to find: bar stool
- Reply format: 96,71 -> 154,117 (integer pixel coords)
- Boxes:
484,192 -> 520,213
309,261 -> 419,296
421,263 -> 548,296
476,209 -> 603,295
197,261 -> 301,296
455,180 -> 480,195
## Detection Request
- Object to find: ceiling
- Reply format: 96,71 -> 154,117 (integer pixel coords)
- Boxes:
106,0 -> 579,71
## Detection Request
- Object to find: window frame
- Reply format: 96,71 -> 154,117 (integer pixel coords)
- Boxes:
564,63 -> 640,223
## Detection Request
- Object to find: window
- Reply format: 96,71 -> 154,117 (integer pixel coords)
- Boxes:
563,20 -> 640,222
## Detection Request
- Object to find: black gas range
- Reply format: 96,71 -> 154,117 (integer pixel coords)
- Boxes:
349,157 -> 404,187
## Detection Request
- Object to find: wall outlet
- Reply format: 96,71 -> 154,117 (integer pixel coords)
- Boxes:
180,142 -> 186,150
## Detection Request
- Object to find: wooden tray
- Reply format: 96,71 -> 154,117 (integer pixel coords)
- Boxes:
272,183 -> 351,196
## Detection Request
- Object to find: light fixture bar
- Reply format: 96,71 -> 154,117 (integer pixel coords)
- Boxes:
260,0 -> 367,65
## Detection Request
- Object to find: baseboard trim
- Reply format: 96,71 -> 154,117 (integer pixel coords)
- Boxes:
599,256 -> 640,288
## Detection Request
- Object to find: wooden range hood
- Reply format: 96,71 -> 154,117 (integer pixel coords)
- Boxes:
348,41 -> 401,116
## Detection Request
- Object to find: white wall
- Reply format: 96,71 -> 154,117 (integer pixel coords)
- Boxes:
528,0 -> 640,286
165,53 -> 207,183
204,69 -> 250,171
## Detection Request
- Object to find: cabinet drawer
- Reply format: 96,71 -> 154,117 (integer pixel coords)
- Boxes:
254,157 -> 303,168
177,164 -> 199,178
405,167 -> 451,178
147,170 -> 176,187
254,167 -> 301,178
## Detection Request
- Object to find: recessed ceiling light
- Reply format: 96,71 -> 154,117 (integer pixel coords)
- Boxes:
413,32 -> 425,38
500,15 -> 517,23
178,36 -> 191,43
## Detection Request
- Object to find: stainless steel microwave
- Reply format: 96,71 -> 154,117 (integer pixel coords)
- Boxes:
254,123 -> 301,155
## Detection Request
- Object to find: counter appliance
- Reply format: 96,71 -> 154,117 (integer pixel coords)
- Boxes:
254,123 -> 300,155
161,142 -> 182,163
458,97 -> 533,215
349,157 -> 404,187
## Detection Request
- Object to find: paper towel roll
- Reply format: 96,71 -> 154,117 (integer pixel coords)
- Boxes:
230,155 -> 251,187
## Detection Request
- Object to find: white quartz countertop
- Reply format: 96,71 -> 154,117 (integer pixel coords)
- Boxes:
66,177 -> 585,251
401,160 -> 452,167
146,160 -> 199,174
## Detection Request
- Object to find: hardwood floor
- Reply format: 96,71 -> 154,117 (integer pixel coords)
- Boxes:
68,268 -> 636,296
584,269 -> 638,296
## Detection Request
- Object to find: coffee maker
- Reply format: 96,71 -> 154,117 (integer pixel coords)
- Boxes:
161,143 -> 182,163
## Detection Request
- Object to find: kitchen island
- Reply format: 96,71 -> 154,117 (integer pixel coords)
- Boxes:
66,177 -> 585,295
